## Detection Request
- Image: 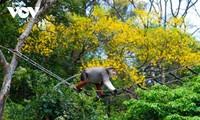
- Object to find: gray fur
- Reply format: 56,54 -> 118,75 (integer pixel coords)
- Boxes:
85,67 -> 116,91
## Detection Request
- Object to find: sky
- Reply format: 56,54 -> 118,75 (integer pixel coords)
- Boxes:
184,1 -> 200,40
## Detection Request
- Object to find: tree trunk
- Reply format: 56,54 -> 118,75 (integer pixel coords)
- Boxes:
159,64 -> 166,84
0,0 -> 57,119
150,62 -> 156,85
0,66 -> 15,119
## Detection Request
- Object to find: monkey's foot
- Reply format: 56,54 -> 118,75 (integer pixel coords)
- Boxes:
75,88 -> 82,93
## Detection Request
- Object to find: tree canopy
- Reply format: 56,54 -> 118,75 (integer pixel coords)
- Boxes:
0,0 -> 200,119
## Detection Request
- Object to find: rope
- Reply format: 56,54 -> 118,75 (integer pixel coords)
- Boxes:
53,73 -> 81,89
0,45 -> 72,86
0,45 -> 106,96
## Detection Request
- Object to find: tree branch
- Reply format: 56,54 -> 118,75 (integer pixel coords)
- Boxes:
192,1 -> 200,18
164,0 -> 168,28
175,0 -> 182,17
182,0 -> 198,18
191,28 -> 200,36
103,0 -> 125,22
0,50 -> 8,72
148,0 -> 154,13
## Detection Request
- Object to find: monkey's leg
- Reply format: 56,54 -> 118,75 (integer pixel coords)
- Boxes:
80,70 -> 87,81
76,81 -> 88,91
95,84 -> 103,97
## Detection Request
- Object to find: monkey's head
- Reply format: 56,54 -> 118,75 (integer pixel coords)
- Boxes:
107,66 -> 117,77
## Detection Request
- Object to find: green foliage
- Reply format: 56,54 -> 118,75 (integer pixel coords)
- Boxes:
0,15 -> 20,44
4,100 -> 34,120
122,76 -> 200,120
0,4 -> 21,82
5,68 -> 62,119
5,67 -> 108,120
46,0 -> 89,26
55,92 -> 108,120
164,114 -> 200,120
5,74 -> 200,120
0,10 -> 20,48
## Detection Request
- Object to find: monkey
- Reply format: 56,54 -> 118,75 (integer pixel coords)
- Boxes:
76,66 -> 117,97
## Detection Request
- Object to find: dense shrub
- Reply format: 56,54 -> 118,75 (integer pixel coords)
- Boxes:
122,76 -> 200,120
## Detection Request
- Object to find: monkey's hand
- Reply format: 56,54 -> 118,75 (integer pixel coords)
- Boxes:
112,89 -> 118,96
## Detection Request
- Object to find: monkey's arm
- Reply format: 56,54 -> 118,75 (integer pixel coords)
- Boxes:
103,79 -> 116,91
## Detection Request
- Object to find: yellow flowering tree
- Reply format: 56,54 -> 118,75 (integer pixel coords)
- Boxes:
79,7 -> 200,85
20,17 -> 67,56
21,6 -> 200,86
